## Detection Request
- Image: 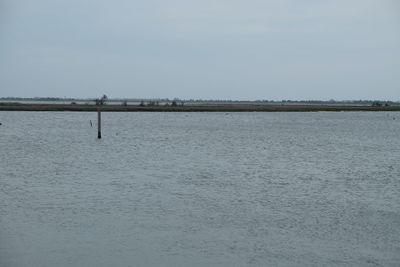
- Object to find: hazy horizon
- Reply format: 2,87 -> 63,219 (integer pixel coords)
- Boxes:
1,0 -> 400,100
1,96 -> 399,102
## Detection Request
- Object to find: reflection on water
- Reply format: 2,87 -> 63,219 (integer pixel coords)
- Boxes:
1,111 -> 399,267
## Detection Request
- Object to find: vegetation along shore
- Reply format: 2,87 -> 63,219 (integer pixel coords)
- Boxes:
1,102 -> 400,112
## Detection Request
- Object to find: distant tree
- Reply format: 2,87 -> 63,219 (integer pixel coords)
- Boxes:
95,94 -> 108,106
171,100 -> 178,106
122,100 -> 128,106
100,94 -> 108,105
372,101 -> 382,107
139,101 -> 145,106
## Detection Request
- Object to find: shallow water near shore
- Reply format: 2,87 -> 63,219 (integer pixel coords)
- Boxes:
1,111 -> 399,267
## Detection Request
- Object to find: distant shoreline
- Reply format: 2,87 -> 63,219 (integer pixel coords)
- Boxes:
1,103 -> 400,112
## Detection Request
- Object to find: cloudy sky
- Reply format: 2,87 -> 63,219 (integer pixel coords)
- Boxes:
0,0 -> 399,100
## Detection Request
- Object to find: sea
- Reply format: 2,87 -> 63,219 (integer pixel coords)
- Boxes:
1,111 -> 399,267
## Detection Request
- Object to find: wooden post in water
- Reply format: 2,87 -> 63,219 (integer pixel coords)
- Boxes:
97,107 -> 101,139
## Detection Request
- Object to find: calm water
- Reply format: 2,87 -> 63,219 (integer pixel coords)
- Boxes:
1,111 -> 399,267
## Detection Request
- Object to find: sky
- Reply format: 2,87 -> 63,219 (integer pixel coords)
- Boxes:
0,0 -> 399,100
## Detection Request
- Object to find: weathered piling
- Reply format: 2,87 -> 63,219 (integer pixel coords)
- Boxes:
97,108 -> 101,139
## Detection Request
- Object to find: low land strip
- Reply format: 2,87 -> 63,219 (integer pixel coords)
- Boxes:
1,103 -> 400,112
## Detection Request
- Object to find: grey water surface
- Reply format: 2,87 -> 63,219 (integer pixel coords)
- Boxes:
1,111 -> 399,267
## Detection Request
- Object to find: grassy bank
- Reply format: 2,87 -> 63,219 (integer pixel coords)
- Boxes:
1,103 -> 400,112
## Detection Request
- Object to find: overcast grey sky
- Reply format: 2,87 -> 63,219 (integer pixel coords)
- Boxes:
0,0 -> 399,100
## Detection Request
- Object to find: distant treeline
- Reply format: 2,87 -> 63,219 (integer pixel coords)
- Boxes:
1,97 -> 399,106
1,97 -> 79,101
